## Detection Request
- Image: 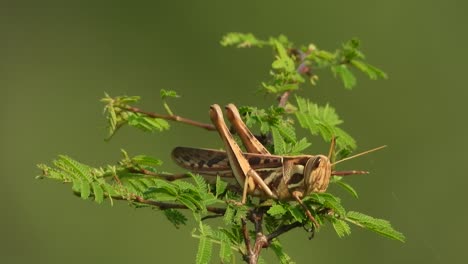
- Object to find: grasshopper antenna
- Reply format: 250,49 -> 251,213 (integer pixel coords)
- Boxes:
331,145 -> 387,166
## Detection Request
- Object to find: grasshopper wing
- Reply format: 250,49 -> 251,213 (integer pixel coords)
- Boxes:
172,147 -> 283,177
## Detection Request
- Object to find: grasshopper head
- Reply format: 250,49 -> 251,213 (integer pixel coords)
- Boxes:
304,155 -> 332,194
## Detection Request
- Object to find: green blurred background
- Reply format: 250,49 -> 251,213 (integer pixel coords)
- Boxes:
1,1 -> 467,263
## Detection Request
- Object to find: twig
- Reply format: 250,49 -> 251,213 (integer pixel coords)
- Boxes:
266,222 -> 302,241
278,91 -> 291,108
241,218 -> 252,262
124,106 -> 216,131
250,207 -> 266,236
133,196 -> 227,215
128,168 -> 192,181
250,234 -> 268,264
200,214 -> 224,221
98,194 -> 227,215
244,207 -> 271,264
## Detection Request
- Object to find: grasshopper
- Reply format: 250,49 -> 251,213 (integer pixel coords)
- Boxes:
172,104 -> 384,225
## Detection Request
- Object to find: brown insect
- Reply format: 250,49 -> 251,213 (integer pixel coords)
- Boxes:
172,104 -> 384,225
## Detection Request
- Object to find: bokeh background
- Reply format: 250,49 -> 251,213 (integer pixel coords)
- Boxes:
1,1 -> 467,263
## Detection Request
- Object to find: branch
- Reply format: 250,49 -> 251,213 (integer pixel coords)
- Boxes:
250,234 -> 268,264
132,196 -> 227,215
84,193 -> 227,215
266,222 -> 302,241
243,207 -> 270,264
278,91 -> 291,108
241,218 -> 252,263
124,106 -> 216,131
251,207 -> 266,235
128,168 -> 192,181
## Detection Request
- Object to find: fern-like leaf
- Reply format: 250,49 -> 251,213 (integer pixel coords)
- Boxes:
267,203 -> 287,217
195,223 -> 213,264
271,127 -> 287,155
332,64 -> 357,89
215,176 -> 228,198
346,211 -> 406,242
270,239 -> 296,264
295,95 -> 356,152
220,32 -> 268,48
164,209 -> 187,228
307,193 -> 346,217
216,230 -> 233,263
332,176 -> 359,198
331,218 -> 352,238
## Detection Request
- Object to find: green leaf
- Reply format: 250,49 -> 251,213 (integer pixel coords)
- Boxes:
270,239 -> 295,264
164,209 -> 187,228
201,193 -> 218,207
276,121 -> 297,143
58,155 -> 93,181
126,113 -> 170,132
80,179 -> 91,199
217,230 -> 233,263
91,182 -> 104,203
160,89 -> 180,100
332,64 -> 356,89
331,218 -> 352,238
144,191 -> 176,202
268,204 -> 287,217
258,256 -> 267,264
196,235 -> 212,264
146,180 -> 178,196
101,184 -> 115,205
191,173 -> 208,195
219,227 -> 238,247
261,82 -> 279,93
271,127 -> 287,155
233,205 -> 249,222
215,176 -> 228,198
272,41 -> 296,73
131,155 -> 163,167
177,196 -> 197,211
223,205 -> 235,225
346,211 -> 406,242
295,96 -> 356,152
196,223 -> 213,264
274,83 -> 300,93
71,178 -> 81,193
342,38 -> 364,60
307,193 -> 346,217
182,193 -> 205,212
101,94 -> 143,138
288,206 -> 305,222
117,95 -> 141,104
351,60 -> 387,80
288,138 -> 311,154
273,34 -> 291,47
172,180 -> 197,192
334,127 -> 357,152
220,32 -> 266,48
333,177 -> 359,198
314,50 -> 336,61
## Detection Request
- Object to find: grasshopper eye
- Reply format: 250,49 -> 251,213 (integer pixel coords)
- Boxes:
304,157 -> 321,175
305,155 -> 332,194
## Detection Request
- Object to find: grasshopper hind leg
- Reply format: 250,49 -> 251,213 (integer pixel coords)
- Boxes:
209,104 -> 276,201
